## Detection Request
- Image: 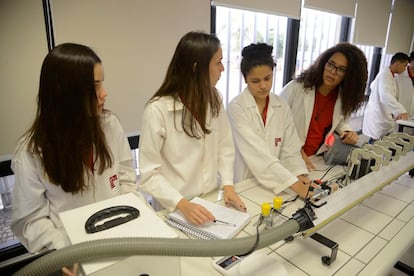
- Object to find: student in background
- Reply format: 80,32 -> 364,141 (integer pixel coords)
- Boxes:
280,43 -> 368,170
395,51 -> 414,117
227,43 -> 315,199
139,31 -> 246,226
11,43 -> 140,275
363,52 -> 409,142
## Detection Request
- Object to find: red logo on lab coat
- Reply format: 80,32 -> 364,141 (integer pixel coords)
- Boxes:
274,137 -> 282,146
109,174 -> 118,189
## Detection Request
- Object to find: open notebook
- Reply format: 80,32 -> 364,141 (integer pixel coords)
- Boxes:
166,197 -> 250,240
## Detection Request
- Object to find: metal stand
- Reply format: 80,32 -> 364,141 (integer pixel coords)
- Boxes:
310,233 -> 338,266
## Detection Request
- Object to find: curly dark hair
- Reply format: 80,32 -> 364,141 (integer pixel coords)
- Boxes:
295,42 -> 368,117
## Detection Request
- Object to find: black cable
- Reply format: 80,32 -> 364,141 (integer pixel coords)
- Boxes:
239,216 -> 263,257
283,195 -> 299,204
311,166 -> 332,172
319,165 -> 335,180
273,209 -> 291,220
303,179 -> 315,200
263,195 -> 299,207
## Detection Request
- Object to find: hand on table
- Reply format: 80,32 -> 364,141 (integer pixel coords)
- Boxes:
223,185 -> 247,212
395,113 -> 409,121
301,149 -> 316,171
176,198 -> 215,225
62,264 -> 79,276
340,131 -> 359,145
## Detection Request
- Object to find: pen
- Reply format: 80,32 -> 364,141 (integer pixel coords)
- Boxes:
213,219 -> 236,227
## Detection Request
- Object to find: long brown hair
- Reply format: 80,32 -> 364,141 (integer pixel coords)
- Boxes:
296,42 -> 368,117
149,31 -> 222,138
26,43 -> 112,194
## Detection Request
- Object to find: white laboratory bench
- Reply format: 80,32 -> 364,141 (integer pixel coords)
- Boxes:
169,152 -> 414,276
51,150 -> 414,276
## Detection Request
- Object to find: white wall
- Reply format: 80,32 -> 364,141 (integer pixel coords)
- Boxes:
0,0 -> 48,157
0,0 -> 210,156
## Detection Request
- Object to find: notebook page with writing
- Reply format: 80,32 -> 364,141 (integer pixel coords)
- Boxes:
166,197 -> 250,239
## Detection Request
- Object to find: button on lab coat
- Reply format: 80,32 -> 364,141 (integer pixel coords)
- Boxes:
139,96 -> 235,211
363,68 -> 407,139
227,88 -> 308,195
280,80 -> 351,155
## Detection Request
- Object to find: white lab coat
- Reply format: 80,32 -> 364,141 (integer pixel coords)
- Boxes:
395,67 -> 414,116
11,112 -> 139,252
139,96 -> 234,211
227,88 -> 308,195
363,67 -> 407,139
280,80 -> 351,154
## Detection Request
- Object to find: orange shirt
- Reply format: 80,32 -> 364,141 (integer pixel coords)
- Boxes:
303,89 -> 338,156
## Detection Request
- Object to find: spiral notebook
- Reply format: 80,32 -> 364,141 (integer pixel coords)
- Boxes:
166,197 -> 250,240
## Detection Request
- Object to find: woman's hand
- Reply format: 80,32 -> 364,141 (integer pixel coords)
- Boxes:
395,113 -> 409,121
301,149 -> 315,170
340,130 -> 359,145
222,185 -> 247,212
176,198 -> 215,225
62,264 -> 79,276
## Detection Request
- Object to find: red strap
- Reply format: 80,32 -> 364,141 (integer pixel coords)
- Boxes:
262,96 -> 270,126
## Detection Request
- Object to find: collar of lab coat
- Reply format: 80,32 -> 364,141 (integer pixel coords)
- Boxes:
303,87 -> 316,124
241,87 -> 283,108
240,88 -> 283,123
165,96 -> 185,111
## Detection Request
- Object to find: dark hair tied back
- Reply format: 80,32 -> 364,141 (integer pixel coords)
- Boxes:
240,43 -> 275,78
242,43 -> 273,59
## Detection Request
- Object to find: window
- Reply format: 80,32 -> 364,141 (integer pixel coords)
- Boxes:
380,52 -> 392,69
0,160 -> 17,248
215,6 -> 287,106
350,44 -> 376,117
295,8 -> 342,76
357,44 -> 376,92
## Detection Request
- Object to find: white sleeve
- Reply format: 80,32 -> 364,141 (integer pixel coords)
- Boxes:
217,104 -> 235,186
11,152 -> 69,252
279,81 -> 294,104
378,76 -> 407,116
138,103 -> 183,211
112,116 -> 138,194
278,103 -> 309,178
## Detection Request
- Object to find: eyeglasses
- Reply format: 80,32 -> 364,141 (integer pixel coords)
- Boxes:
325,60 -> 347,76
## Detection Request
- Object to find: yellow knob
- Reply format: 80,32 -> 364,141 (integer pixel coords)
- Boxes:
273,197 -> 283,210
261,203 -> 271,216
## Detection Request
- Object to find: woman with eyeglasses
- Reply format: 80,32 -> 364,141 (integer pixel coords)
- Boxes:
280,43 -> 368,170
